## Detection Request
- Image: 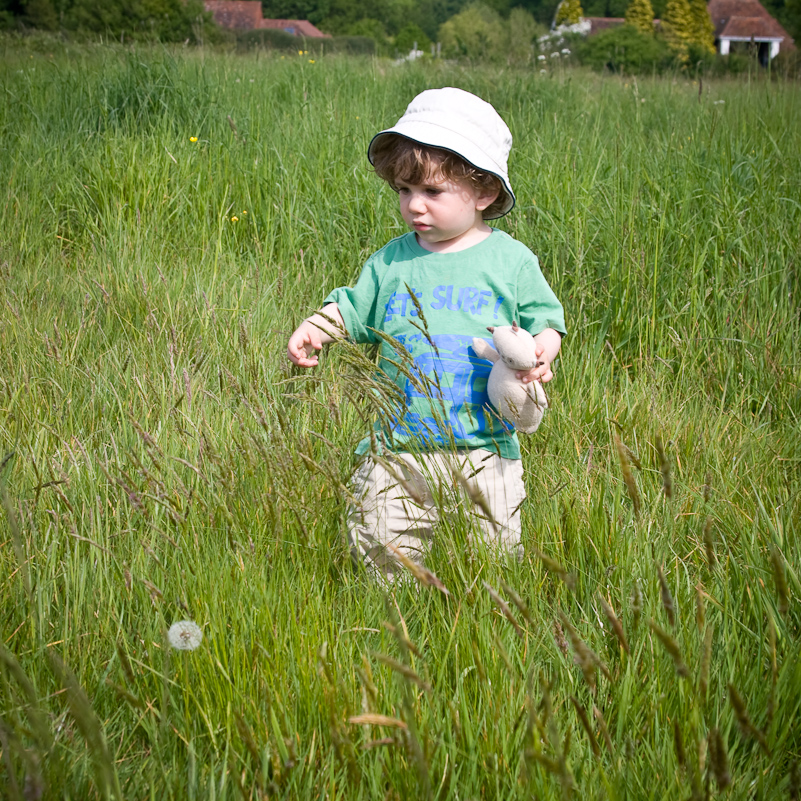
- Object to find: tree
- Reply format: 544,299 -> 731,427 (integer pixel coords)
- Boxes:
395,22 -> 431,53
688,0 -> 715,52
625,0 -> 655,36
439,2 -> 506,59
554,0 -> 583,25
507,6 -> 545,61
24,0 -> 58,29
345,16 -> 388,46
661,0 -> 693,56
261,0 -> 331,26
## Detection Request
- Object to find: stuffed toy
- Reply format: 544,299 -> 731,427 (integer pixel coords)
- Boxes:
472,322 -> 548,434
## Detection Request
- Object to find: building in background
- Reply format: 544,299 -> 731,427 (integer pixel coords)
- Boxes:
203,1 -> 330,36
707,0 -> 794,61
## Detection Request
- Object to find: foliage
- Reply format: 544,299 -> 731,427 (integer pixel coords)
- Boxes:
317,0 -> 419,35
1,46 -> 800,801
260,0 -> 332,25
236,27 -> 376,53
394,22 -> 431,54
661,0 -> 694,58
625,0 -> 655,36
688,0 -> 715,54
439,1 -> 505,59
576,22 -> 671,71
554,0 -> 583,25
2,0 -> 219,42
344,17 -> 389,52
507,6 -> 546,62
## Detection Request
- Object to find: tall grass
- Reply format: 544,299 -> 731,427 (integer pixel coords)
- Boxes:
1,42 -> 799,799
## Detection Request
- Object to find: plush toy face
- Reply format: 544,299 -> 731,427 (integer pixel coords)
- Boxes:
489,323 -> 538,371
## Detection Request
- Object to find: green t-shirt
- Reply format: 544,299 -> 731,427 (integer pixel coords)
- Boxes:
324,230 -> 566,460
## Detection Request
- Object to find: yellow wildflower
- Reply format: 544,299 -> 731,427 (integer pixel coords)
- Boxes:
309,59 -> 315,63
231,216 -> 239,222
190,136 -> 198,142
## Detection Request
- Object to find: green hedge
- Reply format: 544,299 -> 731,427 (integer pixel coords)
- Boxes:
235,29 -> 375,55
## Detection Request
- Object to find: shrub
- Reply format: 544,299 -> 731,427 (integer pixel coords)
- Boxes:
439,3 -> 506,61
235,30 -> 375,55
576,24 -> 672,72
394,22 -> 431,55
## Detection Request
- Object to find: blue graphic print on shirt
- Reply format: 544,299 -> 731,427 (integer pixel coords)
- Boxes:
387,333 -> 512,447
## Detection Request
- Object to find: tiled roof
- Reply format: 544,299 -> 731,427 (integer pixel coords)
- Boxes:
707,0 -> 794,46
204,2 -> 331,37
261,19 -> 330,37
585,16 -> 625,33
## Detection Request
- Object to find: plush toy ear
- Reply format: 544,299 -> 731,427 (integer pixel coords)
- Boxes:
472,337 -> 500,363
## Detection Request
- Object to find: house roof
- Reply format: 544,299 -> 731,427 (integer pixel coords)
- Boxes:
585,16 -> 625,34
707,0 -> 794,46
261,19 -> 330,37
203,1 -> 330,36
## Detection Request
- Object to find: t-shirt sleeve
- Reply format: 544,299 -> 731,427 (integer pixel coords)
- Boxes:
516,253 -> 567,337
322,257 -> 382,344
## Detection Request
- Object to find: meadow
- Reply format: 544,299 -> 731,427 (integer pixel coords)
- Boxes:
0,41 -> 800,799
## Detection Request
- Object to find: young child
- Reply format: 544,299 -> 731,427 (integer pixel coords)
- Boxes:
287,87 -> 565,581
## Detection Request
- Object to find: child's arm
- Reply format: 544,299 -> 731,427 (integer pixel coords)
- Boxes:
287,303 -> 345,368
518,327 -> 562,384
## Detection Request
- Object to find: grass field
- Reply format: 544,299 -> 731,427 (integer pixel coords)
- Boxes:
1,42 -> 800,799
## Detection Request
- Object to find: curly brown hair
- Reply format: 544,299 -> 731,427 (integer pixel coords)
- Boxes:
370,134 -> 507,220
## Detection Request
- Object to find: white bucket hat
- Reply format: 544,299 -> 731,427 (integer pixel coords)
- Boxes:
368,87 -> 516,219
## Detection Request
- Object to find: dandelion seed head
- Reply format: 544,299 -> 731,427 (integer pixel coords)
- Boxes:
168,620 -> 203,651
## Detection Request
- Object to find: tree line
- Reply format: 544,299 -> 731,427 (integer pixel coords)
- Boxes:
2,0 -> 799,58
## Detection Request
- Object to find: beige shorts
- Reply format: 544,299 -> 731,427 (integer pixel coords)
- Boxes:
347,449 -> 525,582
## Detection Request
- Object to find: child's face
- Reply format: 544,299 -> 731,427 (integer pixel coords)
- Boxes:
395,170 -> 499,253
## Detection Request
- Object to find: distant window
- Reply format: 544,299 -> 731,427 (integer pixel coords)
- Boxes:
286,26 -> 296,34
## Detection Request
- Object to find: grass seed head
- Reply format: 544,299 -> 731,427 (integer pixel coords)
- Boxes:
614,433 -> 641,516
648,620 -> 690,678
789,760 -> 800,801
559,611 -> 611,692
709,727 -> 731,789
570,696 -> 600,757
702,516 -> 716,568
598,592 -> 629,654
657,564 -> 677,626
630,580 -> 643,628
699,624 -> 713,701
484,582 -> 525,638
695,583 -> 705,632
673,719 -> 685,769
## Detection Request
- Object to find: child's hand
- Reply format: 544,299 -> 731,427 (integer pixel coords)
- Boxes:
286,303 -> 345,368
287,321 -> 325,367
517,346 -> 552,384
517,330 -> 561,384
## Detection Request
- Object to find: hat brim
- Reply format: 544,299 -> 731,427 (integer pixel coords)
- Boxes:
368,125 -> 516,219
